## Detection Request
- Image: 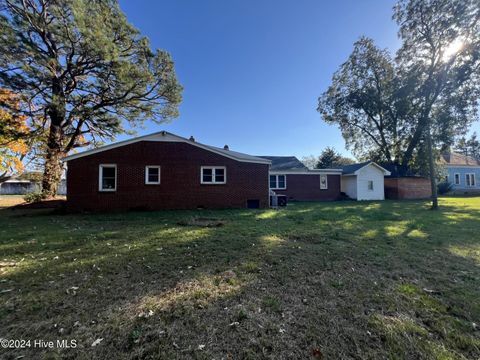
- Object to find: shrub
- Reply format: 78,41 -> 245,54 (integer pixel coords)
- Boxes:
437,181 -> 453,195
23,192 -> 44,203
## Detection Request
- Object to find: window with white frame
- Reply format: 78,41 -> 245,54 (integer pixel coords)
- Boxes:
466,173 -> 476,187
269,175 -> 286,189
320,175 -> 328,189
201,166 -> 226,184
454,173 -> 460,185
145,166 -> 160,184
99,164 -> 117,191
367,180 -> 374,191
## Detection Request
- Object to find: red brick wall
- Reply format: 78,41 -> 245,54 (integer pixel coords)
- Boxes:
384,177 -> 432,200
66,141 -> 269,211
272,174 -> 341,201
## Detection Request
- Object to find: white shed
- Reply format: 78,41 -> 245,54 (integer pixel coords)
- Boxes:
341,162 -> 391,201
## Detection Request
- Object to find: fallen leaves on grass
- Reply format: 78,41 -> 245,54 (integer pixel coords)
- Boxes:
422,288 -> 441,295
66,286 -> 79,295
138,309 -> 154,318
91,338 -> 103,347
312,348 -> 323,358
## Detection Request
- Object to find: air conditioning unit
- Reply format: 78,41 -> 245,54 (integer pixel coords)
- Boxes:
270,191 -> 287,208
277,195 -> 287,207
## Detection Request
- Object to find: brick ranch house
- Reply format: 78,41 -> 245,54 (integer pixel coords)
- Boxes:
63,131 -> 271,211
64,131 -> 429,211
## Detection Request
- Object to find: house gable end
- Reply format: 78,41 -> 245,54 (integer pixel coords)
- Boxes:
63,131 -> 271,165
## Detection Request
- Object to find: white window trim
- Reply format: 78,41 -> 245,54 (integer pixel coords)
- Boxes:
269,174 -> 286,190
320,174 -> 328,190
201,166 -> 227,184
466,173 -> 475,187
454,173 -> 460,185
99,164 -> 117,192
145,166 -> 161,185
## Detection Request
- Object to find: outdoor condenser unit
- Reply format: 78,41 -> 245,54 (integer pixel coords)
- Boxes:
270,193 -> 287,208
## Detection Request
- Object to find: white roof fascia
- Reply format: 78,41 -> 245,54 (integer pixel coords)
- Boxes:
353,162 -> 391,176
63,131 -> 271,165
269,169 -> 343,175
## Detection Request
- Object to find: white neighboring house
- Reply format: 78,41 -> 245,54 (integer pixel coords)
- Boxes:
341,162 -> 391,201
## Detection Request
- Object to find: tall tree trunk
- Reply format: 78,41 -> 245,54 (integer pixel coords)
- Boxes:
401,118 -> 428,172
42,71 -> 66,198
42,123 -> 64,198
426,123 -> 438,209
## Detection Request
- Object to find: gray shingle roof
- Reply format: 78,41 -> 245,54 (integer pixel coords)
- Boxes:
341,161 -> 391,175
340,161 -> 372,174
258,156 -> 308,171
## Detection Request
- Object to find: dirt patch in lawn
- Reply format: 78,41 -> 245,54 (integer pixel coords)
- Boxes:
177,217 -> 226,227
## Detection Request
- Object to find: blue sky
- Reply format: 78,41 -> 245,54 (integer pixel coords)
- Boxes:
117,0 -> 478,159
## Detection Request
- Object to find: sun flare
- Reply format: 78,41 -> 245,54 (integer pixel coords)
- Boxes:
442,38 -> 464,61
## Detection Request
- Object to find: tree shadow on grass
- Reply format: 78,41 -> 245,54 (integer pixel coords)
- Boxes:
1,199 -> 480,359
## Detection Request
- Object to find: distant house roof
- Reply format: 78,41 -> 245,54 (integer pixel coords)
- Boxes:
63,131 -> 271,164
440,152 -> 480,166
2,179 -> 31,183
341,161 -> 391,175
258,156 -> 308,171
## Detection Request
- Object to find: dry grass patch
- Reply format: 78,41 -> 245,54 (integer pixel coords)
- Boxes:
0,195 -> 25,207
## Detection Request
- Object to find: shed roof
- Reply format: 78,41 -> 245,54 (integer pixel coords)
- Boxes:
341,161 -> 372,174
341,161 -> 391,175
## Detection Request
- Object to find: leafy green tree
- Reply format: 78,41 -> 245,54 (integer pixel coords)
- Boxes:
319,0 -> 480,209
456,133 -> 480,159
0,0 -> 182,197
315,147 -> 354,169
318,38 -> 407,165
394,0 -> 480,208
300,155 -> 318,170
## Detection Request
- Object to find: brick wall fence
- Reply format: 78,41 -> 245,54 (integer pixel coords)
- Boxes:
384,177 -> 432,200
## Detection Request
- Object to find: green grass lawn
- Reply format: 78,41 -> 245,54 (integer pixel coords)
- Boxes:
1,198 -> 480,359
